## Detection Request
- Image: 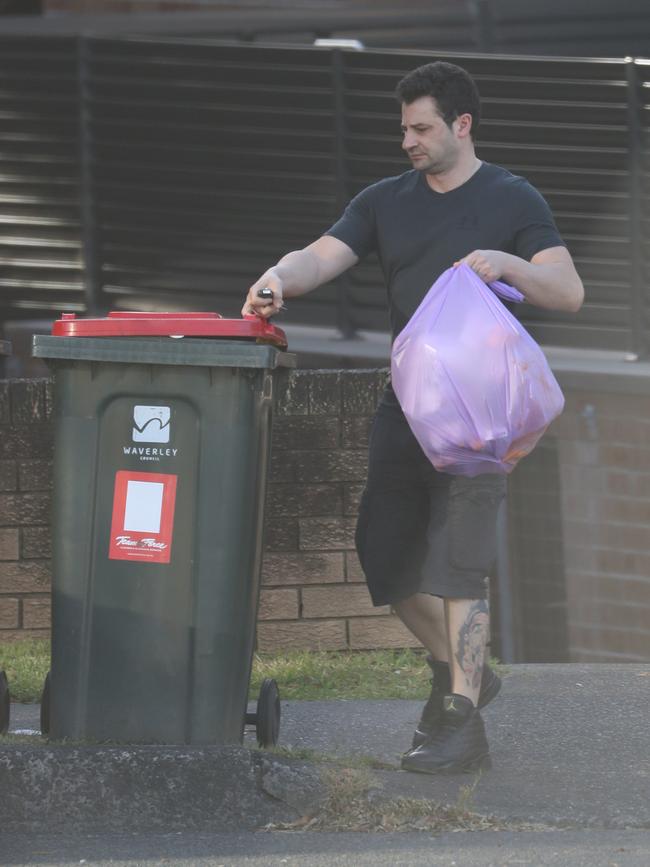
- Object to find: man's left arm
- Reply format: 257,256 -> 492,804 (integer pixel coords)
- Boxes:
459,246 -> 584,313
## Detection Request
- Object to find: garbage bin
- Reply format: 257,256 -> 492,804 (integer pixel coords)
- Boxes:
33,311 -> 295,745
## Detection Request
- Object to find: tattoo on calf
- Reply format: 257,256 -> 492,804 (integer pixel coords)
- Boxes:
454,600 -> 489,691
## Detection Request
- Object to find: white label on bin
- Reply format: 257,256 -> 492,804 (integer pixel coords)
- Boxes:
123,480 -> 164,533
132,406 -> 170,443
109,471 -> 177,563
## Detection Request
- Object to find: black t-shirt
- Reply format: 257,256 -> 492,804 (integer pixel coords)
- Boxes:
325,162 -> 565,340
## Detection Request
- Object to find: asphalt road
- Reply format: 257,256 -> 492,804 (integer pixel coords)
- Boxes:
3,828 -> 650,867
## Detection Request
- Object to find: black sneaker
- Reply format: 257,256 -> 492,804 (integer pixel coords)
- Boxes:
402,693 -> 491,775
411,657 -> 501,750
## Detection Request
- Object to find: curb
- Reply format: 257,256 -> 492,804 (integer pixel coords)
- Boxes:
0,745 -> 326,833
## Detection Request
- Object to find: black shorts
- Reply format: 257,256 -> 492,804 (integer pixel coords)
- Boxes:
355,392 -> 507,606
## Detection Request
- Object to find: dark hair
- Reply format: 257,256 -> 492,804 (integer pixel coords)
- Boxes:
395,61 -> 481,138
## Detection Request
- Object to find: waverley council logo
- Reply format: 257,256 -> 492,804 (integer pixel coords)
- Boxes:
132,406 -> 171,444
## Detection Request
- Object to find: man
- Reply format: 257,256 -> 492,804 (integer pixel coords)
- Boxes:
242,61 -> 584,773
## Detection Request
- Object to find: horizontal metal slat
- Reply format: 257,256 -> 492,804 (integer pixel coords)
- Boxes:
92,128 -> 333,155
96,202 -> 335,231
87,62 -> 333,91
94,169 -> 336,198
0,231 -> 80,247
89,81 -> 334,113
96,187 -> 337,216
88,104 -> 335,132
344,50 -> 629,81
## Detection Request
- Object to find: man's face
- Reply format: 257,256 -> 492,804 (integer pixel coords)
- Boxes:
400,96 -> 462,174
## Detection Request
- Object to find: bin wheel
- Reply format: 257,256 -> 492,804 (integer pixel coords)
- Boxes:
40,671 -> 51,736
256,678 -> 280,748
0,670 -> 10,735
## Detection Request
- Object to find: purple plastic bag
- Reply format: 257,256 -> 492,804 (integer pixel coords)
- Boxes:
391,263 -> 564,476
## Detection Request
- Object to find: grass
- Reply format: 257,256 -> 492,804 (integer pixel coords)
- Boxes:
0,733 -> 45,746
0,638 -> 50,703
249,648 -> 434,701
0,639 -> 505,704
262,743 -> 398,771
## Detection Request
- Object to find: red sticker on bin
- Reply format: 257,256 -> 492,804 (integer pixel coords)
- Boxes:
109,471 -> 177,563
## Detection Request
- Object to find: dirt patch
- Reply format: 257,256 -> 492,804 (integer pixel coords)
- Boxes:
263,765 -> 553,834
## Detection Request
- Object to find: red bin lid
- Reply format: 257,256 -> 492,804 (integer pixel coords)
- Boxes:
51,312 -> 287,349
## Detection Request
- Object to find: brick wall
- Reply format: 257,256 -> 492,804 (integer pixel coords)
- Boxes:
0,379 -> 53,640
550,388 -> 650,662
495,436 -> 570,662
1,366 -> 649,662
258,369 -> 418,652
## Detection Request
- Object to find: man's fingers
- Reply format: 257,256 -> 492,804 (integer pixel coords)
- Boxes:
243,277 -> 284,319
246,298 -> 279,319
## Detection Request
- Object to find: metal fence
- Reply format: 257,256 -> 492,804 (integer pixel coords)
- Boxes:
1,34 -> 649,355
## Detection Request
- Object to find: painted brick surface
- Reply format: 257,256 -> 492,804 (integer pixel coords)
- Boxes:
274,370 -> 310,416
22,597 -> 51,630
257,588 -> 299,621
266,484 -> 342,518
256,619 -> 347,652
263,517 -> 299,552
349,615 -> 422,649
0,493 -> 51,526
0,561 -> 51,594
10,380 -> 46,425
299,516 -> 357,550
308,372 -> 342,416
0,461 -> 17,492
18,461 -> 52,492
0,629 -> 48,642
553,391 -> 650,662
342,416 -> 373,449
343,483 -> 364,516
0,598 -> 19,629
301,585 -> 387,618
0,370 -> 648,662
21,527 -> 52,560
268,450 -> 297,484
345,551 -> 366,583
0,529 -> 19,561
272,417 -> 340,451
293,450 -> 367,484
0,426 -> 53,460
261,552 -> 345,586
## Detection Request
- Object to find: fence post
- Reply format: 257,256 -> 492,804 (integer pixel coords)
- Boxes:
472,0 -> 496,52
625,57 -> 646,359
331,48 -> 358,340
77,36 -> 104,316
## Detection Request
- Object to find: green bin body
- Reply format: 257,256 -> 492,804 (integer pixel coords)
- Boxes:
33,321 -> 293,744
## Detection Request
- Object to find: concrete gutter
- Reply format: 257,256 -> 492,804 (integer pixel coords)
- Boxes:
0,745 -> 326,833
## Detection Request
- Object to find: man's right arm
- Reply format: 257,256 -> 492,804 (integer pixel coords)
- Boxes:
241,235 -> 359,319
